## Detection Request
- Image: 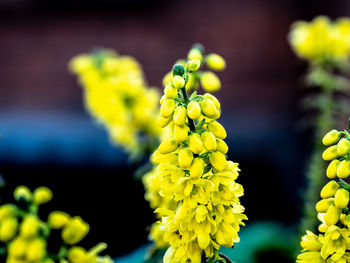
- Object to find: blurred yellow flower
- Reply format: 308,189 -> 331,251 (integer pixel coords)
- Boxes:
289,16 -> 350,64
70,49 -> 161,157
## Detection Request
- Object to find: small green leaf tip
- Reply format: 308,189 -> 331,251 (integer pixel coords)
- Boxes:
192,43 -> 204,53
173,64 -> 185,77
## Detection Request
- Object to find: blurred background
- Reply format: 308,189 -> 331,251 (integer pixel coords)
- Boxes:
1,0 -> 350,259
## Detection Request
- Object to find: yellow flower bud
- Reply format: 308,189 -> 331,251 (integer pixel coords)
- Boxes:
33,187 -> 52,205
158,137 -> 179,154
186,73 -> 199,92
322,129 -> 340,146
190,158 -> 205,178
20,215 -> 40,238
67,247 -> 92,263
337,138 -> 350,156
324,204 -> 341,225
48,211 -> 71,229
157,115 -> 172,128
209,151 -> 228,171
173,75 -> 185,89
160,94 -> 166,105
188,133 -> 204,154
0,217 -> 17,242
346,214 -> 350,229
188,48 -> 202,61
336,160 -> 350,179
174,125 -> 189,142
0,205 -> 16,221
340,213 -> 346,225
173,106 -> 187,126
320,180 -> 339,199
162,72 -> 173,87
327,159 -> 340,179
186,59 -> 201,72
200,72 -> 221,92
216,139 -> 228,154
160,99 -> 176,118
200,99 -> 220,119
197,232 -> 210,249
26,239 -> 46,262
208,121 -> 227,139
8,237 -> 27,257
318,223 -> 329,233
300,231 -> 322,251
203,93 -> 220,110
62,217 -> 90,245
315,198 -> 334,213
164,83 -> 178,99
322,145 -> 338,161
206,53 -> 226,71
335,189 -> 349,209
201,131 -> 217,152
14,186 -> 32,202
187,101 -> 201,120
178,148 -> 194,169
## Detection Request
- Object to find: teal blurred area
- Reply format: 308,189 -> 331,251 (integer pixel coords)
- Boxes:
115,221 -> 298,263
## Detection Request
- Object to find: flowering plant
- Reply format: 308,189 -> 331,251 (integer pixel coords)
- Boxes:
0,185 -> 112,263
144,45 -> 246,263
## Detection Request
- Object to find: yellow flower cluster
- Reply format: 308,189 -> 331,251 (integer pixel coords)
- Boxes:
297,128 -> 350,263
144,46 -> 247,263
162,44 -> 226,94
69,49 -> 161,157
0,186 -> 112,263
289,16 -> 350,64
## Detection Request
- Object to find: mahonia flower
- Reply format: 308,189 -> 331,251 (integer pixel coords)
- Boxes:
297,126 -> 350,263
0,185 -> 112,263
289,16 -> 350,65
70,49 -> 161,158
145,45 -> 247,262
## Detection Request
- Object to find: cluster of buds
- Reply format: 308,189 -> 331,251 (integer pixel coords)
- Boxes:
0,186 -> 112,263
162,44 -> 226,94
70,49 -> 161,158
323,129 -> 350,179
145,46 -> 246,263
297,126 -> 350,263
289,16 -> 350,65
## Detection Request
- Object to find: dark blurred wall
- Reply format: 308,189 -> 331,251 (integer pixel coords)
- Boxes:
0,0 -> 350,257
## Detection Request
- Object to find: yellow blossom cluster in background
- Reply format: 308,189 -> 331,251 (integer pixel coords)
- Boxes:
69,49 -> 161,158
289,16 -> 350,65
143,45 -> 246,263
297,127 -> 350,263
0,185 -> 112,263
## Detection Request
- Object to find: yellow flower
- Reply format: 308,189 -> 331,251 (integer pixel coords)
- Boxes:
320,225 -> 350,259
26,238 -> 46,262
48,211 -> 71,229
0,217 -> 18,242
70,49 -> 161,156
20,215 -> 40,238
300,230 -> 322,251
289,16 -> 350,64
297,251 -> 326,263
13,186 -> 32,202
62,216 -> 90,245
320,180 -> 339,199
33,186 -> 52,205
200,72 -> 221,93
206,54 -> 226,71
147,48 -> 246,262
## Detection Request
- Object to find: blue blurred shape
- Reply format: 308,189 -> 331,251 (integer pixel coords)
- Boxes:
0,111 -> 126,166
